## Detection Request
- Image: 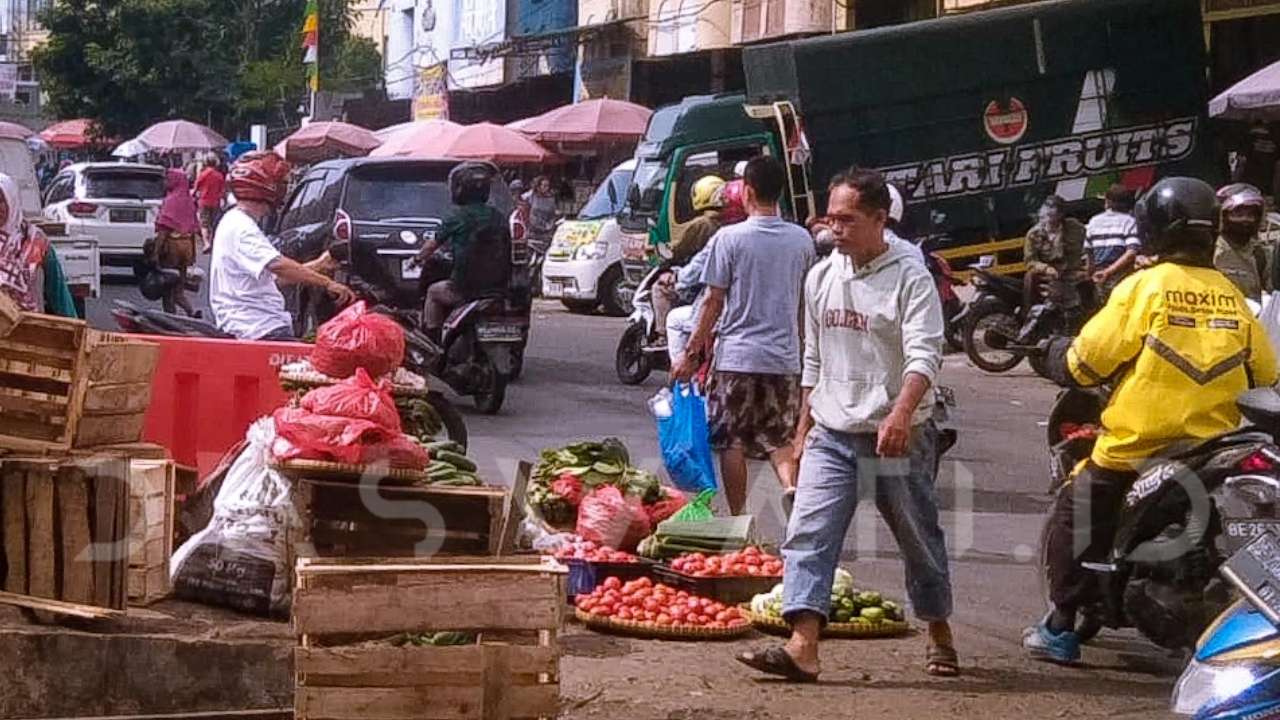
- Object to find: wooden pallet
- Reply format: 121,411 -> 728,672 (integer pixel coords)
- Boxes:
0,314 -> 159,454
293,556 -> 564,720
127,458 -> 176,605
0,455 -> 130,617
292,477 -> 509,559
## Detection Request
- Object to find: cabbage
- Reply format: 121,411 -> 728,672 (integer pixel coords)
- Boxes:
832,568 -> 854,596
751,593 -> 770,615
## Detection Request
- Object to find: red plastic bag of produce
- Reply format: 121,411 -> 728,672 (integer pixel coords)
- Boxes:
300,368 -> 402,432
645,486 -> 687,527
576,486 -> 651,551
551,473 -> 584,506
271,407 -> 391,465
358,433 -> 430,470
311,301 -> 406,380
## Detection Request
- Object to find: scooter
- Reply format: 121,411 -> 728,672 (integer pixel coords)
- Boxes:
961,267 -> 1094,376
1037,387 -> 1280,651
616,264 -> 672,385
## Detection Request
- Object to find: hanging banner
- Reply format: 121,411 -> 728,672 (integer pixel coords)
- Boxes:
414,63 -> 450,120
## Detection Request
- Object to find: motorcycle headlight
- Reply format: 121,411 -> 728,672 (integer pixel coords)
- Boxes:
574,241 -> 607,261
1172,660 -> 1257,716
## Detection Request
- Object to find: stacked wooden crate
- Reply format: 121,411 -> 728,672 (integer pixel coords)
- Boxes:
0,454 -> 131,617
293,557 -> 564,720
127,457 -> 176,605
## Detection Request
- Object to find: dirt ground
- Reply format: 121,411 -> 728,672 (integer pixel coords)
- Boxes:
558,621 -> 1179,720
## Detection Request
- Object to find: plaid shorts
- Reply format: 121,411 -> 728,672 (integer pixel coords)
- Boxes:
705,371 -> 801,460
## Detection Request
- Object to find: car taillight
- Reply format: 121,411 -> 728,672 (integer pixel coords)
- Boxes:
1240,451 -> 1276,473
333,209 -> 352,242
67,201 -> 97,218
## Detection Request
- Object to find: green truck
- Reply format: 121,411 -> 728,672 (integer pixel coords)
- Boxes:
621,0 -> 1213,276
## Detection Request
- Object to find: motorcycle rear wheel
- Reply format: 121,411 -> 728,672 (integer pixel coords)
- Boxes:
963,300 -> 1024,373
616,323 -> 652,385
473,356 -> 507,415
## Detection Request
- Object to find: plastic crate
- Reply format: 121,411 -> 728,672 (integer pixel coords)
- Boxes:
652,565 -> 781,604
564,557 -> 654,600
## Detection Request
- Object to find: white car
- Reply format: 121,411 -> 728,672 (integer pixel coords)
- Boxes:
43,162 -> 167,265
541,159 -> 645,316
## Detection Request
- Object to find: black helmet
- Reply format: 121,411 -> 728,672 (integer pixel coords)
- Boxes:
1135,177 -> 1218,256
450,161 -> 496,205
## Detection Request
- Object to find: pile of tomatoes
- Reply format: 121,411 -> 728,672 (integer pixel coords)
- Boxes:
554,539 -> 639,564
575,576 -> 750,629
668,546 -> 784,578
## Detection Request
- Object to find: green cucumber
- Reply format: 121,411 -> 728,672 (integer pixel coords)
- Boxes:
426,440 -> 466,455
434,450 -> 477,472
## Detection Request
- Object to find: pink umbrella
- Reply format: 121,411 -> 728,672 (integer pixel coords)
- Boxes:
0,121 -> 32,142
276,121 -> 381,163
512,98 -> 652,143
136,120 -> 228,153
40,118 -> 107,149
415,122 -> 555,164
369,120 -> 463,158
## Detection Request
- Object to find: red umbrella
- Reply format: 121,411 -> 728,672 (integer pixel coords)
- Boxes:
276,121 -> 381,163
40,118 -> 105,149
511,98 -> 652,143
369,120 -> 463,158
434,123 -> 555,163
137,120 -> 228,153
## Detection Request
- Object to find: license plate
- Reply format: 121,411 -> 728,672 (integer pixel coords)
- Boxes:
1222,532 -> 1280,624
477,323 -> 524,342
1225,519 -> 1280,552
109,208 -> 146,223
401,258 -> 421,280
545,281 -> 564,297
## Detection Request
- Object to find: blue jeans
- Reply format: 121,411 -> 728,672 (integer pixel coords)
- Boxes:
782,423 -> 953,623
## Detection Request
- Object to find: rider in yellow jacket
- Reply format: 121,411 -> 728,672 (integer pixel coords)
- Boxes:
1023,177 -> 1279,665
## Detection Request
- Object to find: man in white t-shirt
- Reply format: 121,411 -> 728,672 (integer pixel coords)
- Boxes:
209,151 -> 353,340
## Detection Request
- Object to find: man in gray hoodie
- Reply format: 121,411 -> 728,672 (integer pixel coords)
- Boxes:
737,168 -> 957,682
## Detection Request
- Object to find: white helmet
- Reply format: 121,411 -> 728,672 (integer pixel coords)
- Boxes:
887,184 -> 904,223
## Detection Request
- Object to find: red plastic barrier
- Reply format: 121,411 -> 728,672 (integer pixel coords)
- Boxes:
140,335 -> 312,478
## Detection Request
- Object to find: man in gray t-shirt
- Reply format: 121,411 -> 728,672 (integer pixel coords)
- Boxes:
672,156 -> 815,514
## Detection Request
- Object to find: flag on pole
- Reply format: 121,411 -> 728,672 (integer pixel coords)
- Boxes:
301,0 -> 319,92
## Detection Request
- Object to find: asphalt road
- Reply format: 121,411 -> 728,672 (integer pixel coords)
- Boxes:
88,270 -> 1182,717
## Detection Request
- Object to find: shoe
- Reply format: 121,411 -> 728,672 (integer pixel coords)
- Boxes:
1021,618 -> 1081,665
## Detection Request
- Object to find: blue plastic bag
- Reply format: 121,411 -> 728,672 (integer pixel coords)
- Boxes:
653,383 -> 718,494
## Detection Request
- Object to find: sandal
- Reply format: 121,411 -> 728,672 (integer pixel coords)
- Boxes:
736,646 -> 819,683
926,642 -> 960,677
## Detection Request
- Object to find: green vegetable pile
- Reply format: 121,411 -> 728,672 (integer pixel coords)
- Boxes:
418,440 -> 483,487
527,439 -> 661,527
750,569 -> 905,626
390,631 -> 475,647
636,516 -> 754,560
401,398 -> 445,442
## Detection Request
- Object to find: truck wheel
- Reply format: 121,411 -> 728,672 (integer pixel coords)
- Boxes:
561,298 -> 597,314
599,265 -> 633,317
962,300 -> 1024,373
616,323 -> 651,385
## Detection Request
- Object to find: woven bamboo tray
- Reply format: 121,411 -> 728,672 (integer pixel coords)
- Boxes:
270,458 -> 428,485
575,607 -> 754,641
278,369 -> 431,399
742,607 -> 910,639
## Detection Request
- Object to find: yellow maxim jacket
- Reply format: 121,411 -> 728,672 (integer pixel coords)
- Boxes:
1066,262 -> 1279,471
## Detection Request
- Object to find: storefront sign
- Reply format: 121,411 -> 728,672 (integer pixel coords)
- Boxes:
983,98 -> 1028,145
414,63 -> 450,120
451,0 -> 507,87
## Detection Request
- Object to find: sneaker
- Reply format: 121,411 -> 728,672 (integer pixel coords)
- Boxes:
1021,619 -> 1081,665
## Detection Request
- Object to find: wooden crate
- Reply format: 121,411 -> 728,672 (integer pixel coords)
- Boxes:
294,557 -> 564,720
0,316 -> 159,453
0,293 -> 18,338
292,477 -> 509,559
0,454 -> 130,617
74,331 -> 160,449
127,458 -> 175,605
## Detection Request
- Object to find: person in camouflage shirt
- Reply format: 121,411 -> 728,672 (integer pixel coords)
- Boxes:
1024,195 -> 1088,319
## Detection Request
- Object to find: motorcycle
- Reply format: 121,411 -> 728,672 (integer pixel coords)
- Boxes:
960,267 -> 1094,376
616,264 -> 672,385
1037,386 -> 1280,651
923,249 -> 965,352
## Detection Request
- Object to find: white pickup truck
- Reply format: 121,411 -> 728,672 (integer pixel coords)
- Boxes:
0,136 -> 100,316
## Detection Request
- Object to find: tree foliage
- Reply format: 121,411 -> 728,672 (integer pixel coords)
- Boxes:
33,0 -> 381,139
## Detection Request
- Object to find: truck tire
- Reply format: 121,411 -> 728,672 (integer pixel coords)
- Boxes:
599,264 -> 633,317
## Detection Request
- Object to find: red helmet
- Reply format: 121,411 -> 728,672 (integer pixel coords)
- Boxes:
721,178 -> 747,224
228,150 -> 291,205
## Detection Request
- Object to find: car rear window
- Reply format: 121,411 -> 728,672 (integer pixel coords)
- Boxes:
344,164 -> 514,222
84,170 -> 166,200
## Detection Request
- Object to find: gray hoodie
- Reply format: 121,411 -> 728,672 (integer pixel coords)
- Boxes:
802,240 -> 944,433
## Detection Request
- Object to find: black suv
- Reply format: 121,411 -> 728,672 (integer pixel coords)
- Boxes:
271,158 -> 514,331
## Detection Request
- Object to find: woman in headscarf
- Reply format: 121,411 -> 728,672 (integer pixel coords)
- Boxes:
153,168 -> 201,316
0,172 -> 76,317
